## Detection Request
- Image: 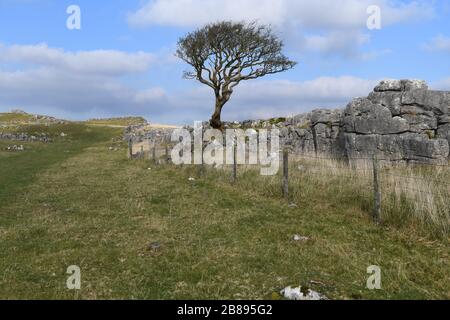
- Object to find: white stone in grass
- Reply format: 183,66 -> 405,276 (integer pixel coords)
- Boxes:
148,242 -> 161,251
280,286 -> 327,300
293,234 -> 309,242
188,177 -> 195,181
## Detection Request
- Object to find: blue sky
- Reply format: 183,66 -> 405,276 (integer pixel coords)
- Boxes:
0,0 -> 449,124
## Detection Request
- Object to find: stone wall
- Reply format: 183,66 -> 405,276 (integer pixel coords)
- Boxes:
342,80 -> 449,163
264,79 -> 449,164
126,79 -> 450,164
0,132 -> 52,143
125,125 -> 175,145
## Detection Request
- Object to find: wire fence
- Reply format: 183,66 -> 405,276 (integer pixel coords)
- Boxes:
127,138 -> 450,232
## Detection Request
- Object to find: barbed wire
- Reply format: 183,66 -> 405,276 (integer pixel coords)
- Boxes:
291,153 -> 377,161
132,143 -> 448,200
290,152 -> 450,166
383,187 -> 442,195
294,170 -> 373,181
293,163 -> 373,172
291,162 -> 450,186
380,173 -> 450,186
137,141 -> 450,166
289,166 -> 450,191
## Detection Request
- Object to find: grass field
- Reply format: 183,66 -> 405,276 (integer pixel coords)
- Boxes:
0,123 -> 448,299
85,117 -> 147,127
0,112 -> 35,123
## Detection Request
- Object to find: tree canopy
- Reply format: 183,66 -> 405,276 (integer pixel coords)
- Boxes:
176,21 -> 297,129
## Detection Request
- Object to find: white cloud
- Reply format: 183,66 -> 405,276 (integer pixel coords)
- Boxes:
303,31 -> 370,58
134,87 -> 167,104
424,35 -> 450,53
0,45 -> 378,124
128,0 -> 284,28
128,0 -> 433,29
0,43 -> 167,119
0,43 -> 155,76
128,0 -> 432,58
159,76 -> 379,122
0,68 -> 167,116
222,76 -> 378,119
431,77 -> 450,91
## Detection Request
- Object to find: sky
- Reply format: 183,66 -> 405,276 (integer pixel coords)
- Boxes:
0,0 -> 449,125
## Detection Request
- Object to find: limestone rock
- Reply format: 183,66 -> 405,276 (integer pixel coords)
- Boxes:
344,99 -> 410,134
374,79 -> 403,92
126,79 -> 449,164
374,79 -> 428,92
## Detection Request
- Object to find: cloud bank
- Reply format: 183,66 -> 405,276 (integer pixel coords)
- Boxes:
0,1 -> 440,124
128,0 -> 433,29
128,0 -> 433,58
0,42 -> 380,123
424,35 -> 450,53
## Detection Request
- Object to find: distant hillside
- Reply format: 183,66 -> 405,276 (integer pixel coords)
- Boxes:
86,117 -> 148,127
0,110 -> 66,125
0,110 -> 149,128
0,112 -> 34,123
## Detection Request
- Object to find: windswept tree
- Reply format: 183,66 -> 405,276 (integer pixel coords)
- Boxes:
176,21 -> 297,129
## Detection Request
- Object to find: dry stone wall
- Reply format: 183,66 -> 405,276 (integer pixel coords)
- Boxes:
342,80 -> 449,163
126,80 -> 450,164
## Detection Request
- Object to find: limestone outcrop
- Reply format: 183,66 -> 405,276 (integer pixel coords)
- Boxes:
275,79 -> 449,163
126,79 -> 450,164
342,80 -> 449,163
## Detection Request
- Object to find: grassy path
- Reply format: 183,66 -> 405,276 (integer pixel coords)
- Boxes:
0,126 -> 448,299
0,124 -> 119,208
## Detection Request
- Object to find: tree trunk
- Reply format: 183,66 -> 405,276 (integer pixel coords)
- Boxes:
210,99 -> 224,129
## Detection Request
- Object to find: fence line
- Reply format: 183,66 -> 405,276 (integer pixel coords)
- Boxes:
291,152 -> 450,167
282,149 -> 289,199
380,173 -> 450,186
127,139 -> 449,226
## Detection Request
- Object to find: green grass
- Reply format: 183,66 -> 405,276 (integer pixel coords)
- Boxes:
0,124 -> 121,206
0,123 -> 448,299
0,112 -> 35,123
85,117 -> 147,127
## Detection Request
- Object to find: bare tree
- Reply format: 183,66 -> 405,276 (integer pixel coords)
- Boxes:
176,21 -> 297,129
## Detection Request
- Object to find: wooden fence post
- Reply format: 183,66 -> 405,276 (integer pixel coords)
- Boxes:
152,143 -> 156,164
233,139 -> 237,183
198,145 -> 204,177
148,140 -> 152,161
165,144 -> 170,164
140,145 -> 144,159
282,148 -> 289,199
372,155 -> 381,224
128,139 -> 133,159
180,147 -> 184,168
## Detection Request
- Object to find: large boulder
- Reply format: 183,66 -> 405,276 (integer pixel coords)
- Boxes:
342,80 -> 449,163
343,98 -> 409,135
374,79 -> 428,92
344,132 -> 449,163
